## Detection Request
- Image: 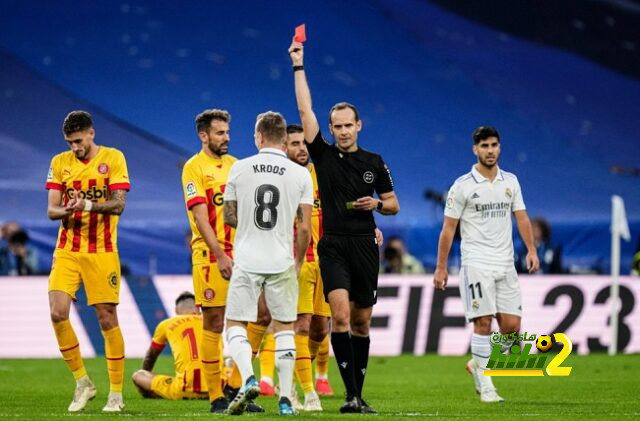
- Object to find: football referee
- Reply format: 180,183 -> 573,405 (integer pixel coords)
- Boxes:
288,40 -> 399,414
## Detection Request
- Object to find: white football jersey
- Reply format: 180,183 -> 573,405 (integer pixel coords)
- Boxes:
444,165 -> 526,270
224,147 -> 314,273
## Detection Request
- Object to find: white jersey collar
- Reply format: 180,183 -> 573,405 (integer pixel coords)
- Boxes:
259,147 -> 287,158
471,165 -> 504,183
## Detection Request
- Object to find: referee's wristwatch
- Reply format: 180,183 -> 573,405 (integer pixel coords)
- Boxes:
376,200 -> 383,212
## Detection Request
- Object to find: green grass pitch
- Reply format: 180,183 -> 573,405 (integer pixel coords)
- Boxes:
0,353 -> 638,419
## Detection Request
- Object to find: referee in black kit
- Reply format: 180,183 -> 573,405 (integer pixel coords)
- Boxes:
288,39 -> 400,414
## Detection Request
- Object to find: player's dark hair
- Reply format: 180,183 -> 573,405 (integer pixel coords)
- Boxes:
256,111 -> 287,144
329,102 -> 360,124
286,124 -> 303,134
472,126 -> 500,144
175,291 -> 195,306
196,109 -> 231,133
63,111 -> 93,135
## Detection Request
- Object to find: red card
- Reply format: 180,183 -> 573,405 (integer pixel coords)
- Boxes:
294,24 -> 306,43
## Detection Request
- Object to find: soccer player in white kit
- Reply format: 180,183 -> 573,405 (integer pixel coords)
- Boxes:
223,111 -> 313,415
433,126 -> 539,403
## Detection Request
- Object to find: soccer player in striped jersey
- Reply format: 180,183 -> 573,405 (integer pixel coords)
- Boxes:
46,111 -> 130,413
181,109 -> 268,413
284,124 -> 330,411
132,292 -> 212,400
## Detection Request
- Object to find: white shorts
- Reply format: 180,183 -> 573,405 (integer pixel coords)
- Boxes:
459,265 -> 521,323
225,265 -> 298,323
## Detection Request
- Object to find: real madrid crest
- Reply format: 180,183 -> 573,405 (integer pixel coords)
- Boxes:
505,187 -> 512,199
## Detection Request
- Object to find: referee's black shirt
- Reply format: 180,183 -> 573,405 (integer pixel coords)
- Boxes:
306,130 -> 394,236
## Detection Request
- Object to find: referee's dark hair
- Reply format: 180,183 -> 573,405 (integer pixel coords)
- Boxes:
63,111 -> 93,135
286,124 -> 303,134
329,102 -> 360,124
195,109 -> 230,134
175,291 -> 196,306
472,126 -> 500,144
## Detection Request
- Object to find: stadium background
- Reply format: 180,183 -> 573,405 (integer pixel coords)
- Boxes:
0,1 -> 639,415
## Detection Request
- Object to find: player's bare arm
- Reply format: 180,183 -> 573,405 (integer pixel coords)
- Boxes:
514,210 -> 540,273
288,40 -> 320,143
141,346 -> 162,371
434,216 -> 459,290
68,189 -> 127,215
295,204 -> 313,275
223,200 -> 238,228
47,189 -> 75,220
353,191 -> 400,215
192,202 -> 233,279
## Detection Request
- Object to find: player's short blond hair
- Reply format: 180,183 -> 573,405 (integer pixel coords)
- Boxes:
256,111 -> 287,144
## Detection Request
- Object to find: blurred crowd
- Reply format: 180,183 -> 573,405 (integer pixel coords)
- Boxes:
0,221 -> 40,275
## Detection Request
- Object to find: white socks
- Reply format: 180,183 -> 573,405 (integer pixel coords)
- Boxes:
226,325 -> 254,385
274,330 -> 296,400
471,333 -> 495,390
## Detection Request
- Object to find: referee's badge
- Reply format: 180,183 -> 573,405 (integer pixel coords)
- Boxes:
363,171 -> 374,184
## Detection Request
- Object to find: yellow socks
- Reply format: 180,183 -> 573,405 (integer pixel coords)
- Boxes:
229,323 -> 267,389
294,334 -> 314,394
102,326 -> 125,393
201,330 -> 223,401
259,333 -> 275,381
315,334 -> 330,379
308,338 -> 322,361
53,319 -> 87,380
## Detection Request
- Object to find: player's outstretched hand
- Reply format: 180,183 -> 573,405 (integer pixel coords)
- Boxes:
526,252 -> 540,274
288,40 -> 303,66
217,253 -> 233,280
353,196 -> 378,211
433,268 -> 448,290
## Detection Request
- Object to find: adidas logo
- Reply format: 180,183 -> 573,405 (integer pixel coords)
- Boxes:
278,351 -> 295,360
471,192 -> 480,199
340,362 -> 348,369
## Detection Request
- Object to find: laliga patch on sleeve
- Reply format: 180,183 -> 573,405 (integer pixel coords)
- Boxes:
294,24 -> 306,43
186,182 -> 196,198
446,195 -> 454,209
47,167 -> 53,180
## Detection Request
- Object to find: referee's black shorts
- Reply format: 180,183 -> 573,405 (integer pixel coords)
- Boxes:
318,234 -> 379,308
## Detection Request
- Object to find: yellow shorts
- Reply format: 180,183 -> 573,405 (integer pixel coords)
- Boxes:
151,372 -> 208,400
192,249 -> 229,308
297,261 -> 331,317
48,248 -> 120,306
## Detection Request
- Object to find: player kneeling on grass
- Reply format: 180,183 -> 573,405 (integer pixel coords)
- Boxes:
132,292 -> 220,400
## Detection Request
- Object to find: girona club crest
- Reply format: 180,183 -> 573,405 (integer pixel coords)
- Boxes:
98,163 -> 109,174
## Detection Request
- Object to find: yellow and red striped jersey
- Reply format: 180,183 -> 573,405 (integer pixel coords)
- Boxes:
181,151 -> 236,262
305,163 -> 322,262
45,146 -> 130,253
151,314 -> 207,394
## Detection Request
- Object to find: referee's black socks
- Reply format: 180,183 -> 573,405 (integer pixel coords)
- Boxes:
331,331 -> 360,399
351,335 -> 370,396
